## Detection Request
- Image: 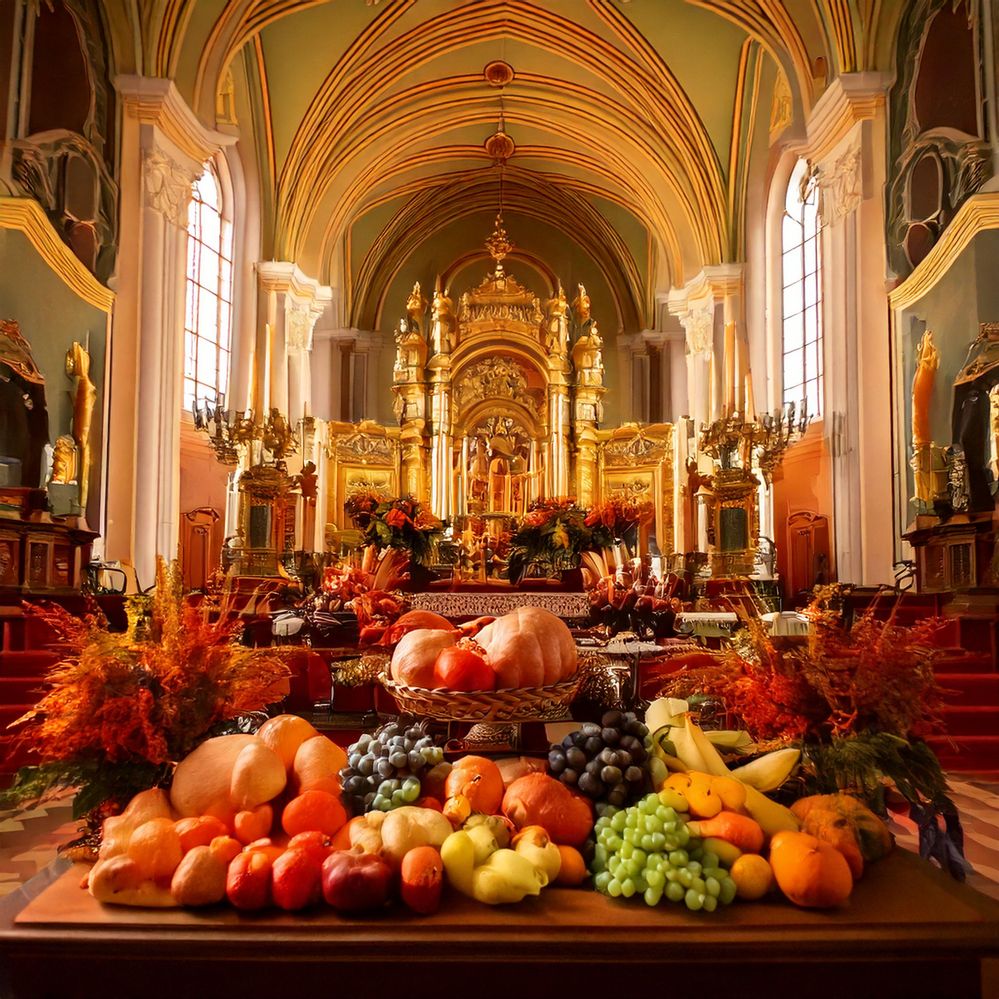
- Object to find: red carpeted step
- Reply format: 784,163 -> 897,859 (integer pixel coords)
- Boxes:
938,705 -> 999,736
0,677 -> 45,701
0,650 -> 61,678
939,673 -> 999,706
933,650 -> 995,673
928,734 -> 999,772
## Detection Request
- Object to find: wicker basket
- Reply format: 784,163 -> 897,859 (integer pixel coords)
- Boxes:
378,671 -> 586,723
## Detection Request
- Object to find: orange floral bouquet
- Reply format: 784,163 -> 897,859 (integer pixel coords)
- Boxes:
360,495 -> 442,566
1,561 -> 289,818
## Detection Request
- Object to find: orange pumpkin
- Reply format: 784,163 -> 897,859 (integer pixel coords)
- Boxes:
475,607 -> 577,688
444,756 -> 505,815
389,629 -> 456,687
769,829 -> 854,908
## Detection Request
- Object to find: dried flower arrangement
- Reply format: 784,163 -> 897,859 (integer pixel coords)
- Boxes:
1,561 -> 289,819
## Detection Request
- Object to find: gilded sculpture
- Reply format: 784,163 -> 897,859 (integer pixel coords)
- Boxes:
430,284 -> 456,355
572,283 -> 591,325
66,339 -> 97,510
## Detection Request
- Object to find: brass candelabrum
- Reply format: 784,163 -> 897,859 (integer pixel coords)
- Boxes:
699,401 -> 809,479
192,396 -> 301,467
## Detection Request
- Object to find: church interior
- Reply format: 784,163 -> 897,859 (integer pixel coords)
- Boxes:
1,1 -> 999,994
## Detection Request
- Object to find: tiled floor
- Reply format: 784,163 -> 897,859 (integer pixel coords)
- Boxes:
0,778 -> 997,901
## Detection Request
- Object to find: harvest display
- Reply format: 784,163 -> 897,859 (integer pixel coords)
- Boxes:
78,605 -> 899,918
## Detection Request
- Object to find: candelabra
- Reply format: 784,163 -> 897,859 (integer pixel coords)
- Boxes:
698,400 -> 809,480
192,395 -> 300,467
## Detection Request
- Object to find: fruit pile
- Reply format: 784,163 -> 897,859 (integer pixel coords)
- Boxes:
548,710 -> 651,807
339,721 -> 446,814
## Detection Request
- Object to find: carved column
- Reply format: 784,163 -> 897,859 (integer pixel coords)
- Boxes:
109,77 -> 234,588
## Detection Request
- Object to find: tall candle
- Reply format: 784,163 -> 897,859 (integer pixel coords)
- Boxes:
262,322 -> 273,413
911,331 -> 939,447
246,329 -> 258,414
734,328 -> 744,417
723,321 -> 736,417
744,370 -> 757,423
709,351 -> 718,422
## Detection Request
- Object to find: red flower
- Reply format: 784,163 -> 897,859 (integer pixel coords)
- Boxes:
385,508 -> 411,529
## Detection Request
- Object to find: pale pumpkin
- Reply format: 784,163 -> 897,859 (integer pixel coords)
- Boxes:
769,829 -> 854,908
475,607 -> 577,688
389,628 -> 456,687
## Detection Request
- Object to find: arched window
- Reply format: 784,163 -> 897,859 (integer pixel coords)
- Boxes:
781,160 -> 822,419
183,163 -> 232,411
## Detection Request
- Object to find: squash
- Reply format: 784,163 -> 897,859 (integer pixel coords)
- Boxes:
769,829 -> 854,908
444,756 -> 505,816
790,793 -> 893,865
170,734 -> 259,819
502,772 -> 594,848
389,628 -> 456,687
475,607 -> 577,688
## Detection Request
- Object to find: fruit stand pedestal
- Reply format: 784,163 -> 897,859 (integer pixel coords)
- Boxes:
0,850 -> 996,999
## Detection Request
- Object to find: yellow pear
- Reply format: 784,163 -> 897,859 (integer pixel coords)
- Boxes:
292,734 -> 347,795
256,714 -> 320,771
229,741 -> 287,810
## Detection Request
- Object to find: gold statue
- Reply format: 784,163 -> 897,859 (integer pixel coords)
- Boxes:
430,283 -> 455,355
910,330 -> 940,505
572,283 -> 591,325
572,321 -> 604,387
66,339 -> 97,510
545,283 -> 569,354
50,434 -> 77,484
406,282 -> 428,338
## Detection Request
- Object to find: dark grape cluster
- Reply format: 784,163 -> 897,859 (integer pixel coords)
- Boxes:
339,721 -> 444,815
548,709 -> 651,808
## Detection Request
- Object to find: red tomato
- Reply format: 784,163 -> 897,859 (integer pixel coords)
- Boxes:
433,646 -> 495,691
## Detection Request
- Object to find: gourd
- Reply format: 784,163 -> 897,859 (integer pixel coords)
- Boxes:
389,628 -> 456,687
769,829 -> 854,908
444,756 -> 505,817
475,607 -> 577,688
790,793 -> 894,866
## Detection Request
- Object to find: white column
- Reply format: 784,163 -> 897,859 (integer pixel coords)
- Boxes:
109,77 -> 234,589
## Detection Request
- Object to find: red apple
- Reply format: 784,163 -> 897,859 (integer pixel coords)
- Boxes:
321,849 -> 393,912
272,848 -> 324,911
226,851 -> 273,911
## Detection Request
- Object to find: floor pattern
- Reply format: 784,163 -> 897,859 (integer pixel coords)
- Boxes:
0,777 -> 997,901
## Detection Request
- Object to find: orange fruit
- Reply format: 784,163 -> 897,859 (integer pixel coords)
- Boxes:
126,817 -> 183,880
444,756 -> 504,815
175,815 -> 229,853
208,835 -> 242,866
292,735 -> 347,796
730,853 -> 774,901
281,789 -> 348,838
554,844 -> 588,886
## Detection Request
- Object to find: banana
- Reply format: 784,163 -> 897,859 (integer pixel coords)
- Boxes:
741,784 -> 800,840
704,729 -> 754,751
665,714 -> 709,773
729,747 -> 801,792
702,836 -> 743,867
683,714 -> 732,777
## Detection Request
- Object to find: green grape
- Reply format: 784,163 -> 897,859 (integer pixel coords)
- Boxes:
620,878 -> 636,898
594,871 -> 612,892
376,796 -> 392,812
702,895 -> 718,913
640,834 -> 655,852
607,835 -> 623,851
625,859 -> 641,879
656,806 -> 672,823
677,827 -> 691,847
611,811 -> 627,832
719,877 -> 737,905
620,842 -> 634,860
645,869 -> 664,890
665,881 -> 685,903
607,878 -> 623,897
705,876 -> 721,899
687,860 -> 702,876
593,845 -> 608,868
625,812 -> 639,829
647,855 -> 665,872
623,829 -> 637,845
668,850 -> 688,868
678,868 -> 693,888
640,796 -> 657,815
649,832 -> 666,852
702,851 -> 720,871
665,868 -> 680,883
631,848 -> 647,868
663,837 -> 680,853
644,816 -> 662,834
634,873 -> 648,893
691,876 -> 706,894
401,779 -> 420,802
644,886 -> 663,907
684,889 -> 704,912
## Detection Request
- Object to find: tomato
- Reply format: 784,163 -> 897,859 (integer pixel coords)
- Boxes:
432,645 -> 495,691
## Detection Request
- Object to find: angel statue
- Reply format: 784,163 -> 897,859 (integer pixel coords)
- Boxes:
572,283 -> 591,325
406,282 -> 428,338
430,284 -> 456,355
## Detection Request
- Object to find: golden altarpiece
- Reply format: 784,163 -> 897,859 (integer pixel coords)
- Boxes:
322,252 -> 674,558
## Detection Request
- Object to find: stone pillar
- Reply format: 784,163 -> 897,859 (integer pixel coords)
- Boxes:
108,77 -> 234,589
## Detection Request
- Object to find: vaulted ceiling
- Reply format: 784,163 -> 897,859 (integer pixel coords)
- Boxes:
116,0 -> 906,334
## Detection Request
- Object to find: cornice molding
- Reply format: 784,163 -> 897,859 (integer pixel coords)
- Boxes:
0,197 -> 114,312
256,260 -> 334,307
115,75 -> 236,170
889,192 -> 999,311
798,72 -> 890,165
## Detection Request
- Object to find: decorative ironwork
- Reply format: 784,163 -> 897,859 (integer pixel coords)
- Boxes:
192,397 -> 300,466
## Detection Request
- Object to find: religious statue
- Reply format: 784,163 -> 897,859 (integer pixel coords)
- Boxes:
572,321 -> 604,387
572,284 -> 591,325
468,437 -> 489,507
487,436 -> 514,513
49,434 -> 77,484
910,330 -> 940,506
406,282 -> 428,338
545,283 -> 569,354
66,339 -> 96,509
430,284 -> 456,355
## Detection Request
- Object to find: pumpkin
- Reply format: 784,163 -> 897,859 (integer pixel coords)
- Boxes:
444,756 -> 505,815
475,607 -> 577,688
385,610 -> 454,645
389,628 -> 456,687
502,772 -> 594,848
790,793 -> 894,864
769,829 -> 854,908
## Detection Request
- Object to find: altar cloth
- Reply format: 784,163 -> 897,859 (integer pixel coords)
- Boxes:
410,590 -> 591,619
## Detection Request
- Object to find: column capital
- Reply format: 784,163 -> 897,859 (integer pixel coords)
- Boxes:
256,260 -> 334,304
797,72 -> 891,164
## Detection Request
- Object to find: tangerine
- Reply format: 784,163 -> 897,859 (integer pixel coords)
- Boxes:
554,844 -> 588,886
175,815 -> 229,853
282,789 -> 348,838
126,817 -> 183,881
730,853 -> 774,901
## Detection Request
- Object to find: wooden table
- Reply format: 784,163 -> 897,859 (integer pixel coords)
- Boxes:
0,850 -> 997,999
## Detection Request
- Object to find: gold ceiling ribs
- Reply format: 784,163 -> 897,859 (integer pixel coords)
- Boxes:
726,39 -> 765,262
